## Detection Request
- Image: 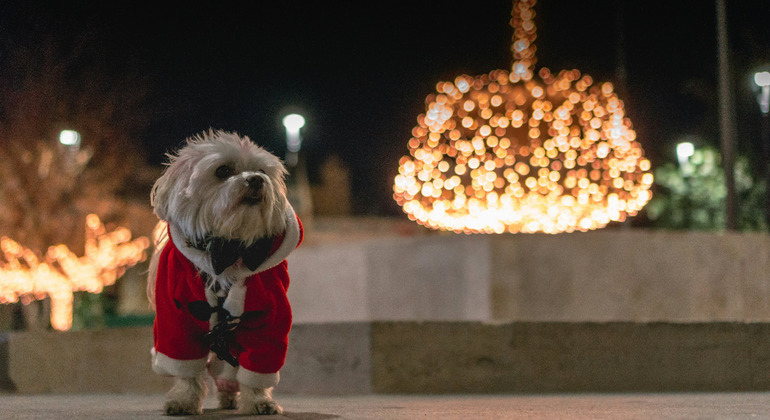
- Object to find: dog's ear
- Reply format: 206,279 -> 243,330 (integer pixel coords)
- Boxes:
263,159 -> 289,235
151,151 -> 194,220
150,170 -> 173,220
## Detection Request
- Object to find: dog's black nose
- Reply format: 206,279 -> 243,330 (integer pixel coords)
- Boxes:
246,175 -> 264,190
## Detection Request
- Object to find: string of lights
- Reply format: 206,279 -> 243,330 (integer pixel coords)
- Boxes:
394,0 -> 653,234
0,214 -> 149,330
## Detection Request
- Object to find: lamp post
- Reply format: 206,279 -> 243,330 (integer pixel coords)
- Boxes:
281,112 -> 312,225
59,129 -> 81,173
754,72 -> 770,114
754,71 -> 770,228
676,141 -> 695,228
282,113 -> 305,168
676,141 -> 695,175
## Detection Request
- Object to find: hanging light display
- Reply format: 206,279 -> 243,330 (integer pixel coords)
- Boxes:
0,214 -> 149,331
393,0 -> 653,234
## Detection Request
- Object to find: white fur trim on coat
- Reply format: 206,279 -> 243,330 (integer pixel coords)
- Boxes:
251,205 -> 301,274
222,205 -> 300,317
222,279 -> 248,317
151,348 -> 207,378
237,368 -> 280,389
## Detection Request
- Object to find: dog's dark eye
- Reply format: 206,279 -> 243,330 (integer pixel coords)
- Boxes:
215,165 -> 234,179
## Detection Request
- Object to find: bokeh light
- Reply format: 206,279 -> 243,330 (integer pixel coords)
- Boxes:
0,214 -> 149,330
393,0 -> 652,234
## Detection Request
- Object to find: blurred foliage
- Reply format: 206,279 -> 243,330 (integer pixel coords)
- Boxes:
646,146 -> 767,231
72,292 -> 106,330
72,287 -> 123,330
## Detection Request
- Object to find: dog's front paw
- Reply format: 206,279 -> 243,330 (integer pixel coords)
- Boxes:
240,399 -> 283,415
239,386 -> 283,415
163,377 -> 206,416
218,391 -> 239,410
163,399 -> 203,416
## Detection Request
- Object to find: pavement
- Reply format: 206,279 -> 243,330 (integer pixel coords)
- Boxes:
3,392 -> 770,419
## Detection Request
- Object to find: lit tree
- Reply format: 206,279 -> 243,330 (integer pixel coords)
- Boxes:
0,19 -> 151,329
393,0 -> 653,234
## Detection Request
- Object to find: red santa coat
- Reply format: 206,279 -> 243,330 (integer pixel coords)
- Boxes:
152,208 -> 302,389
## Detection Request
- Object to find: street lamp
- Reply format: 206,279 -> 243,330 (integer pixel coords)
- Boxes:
676,141 -> 695,175
754,71 -> 770,228
59,130 -> 81,148
281,112 -> 313,224
676,141 -> 696,228
59,129 -> 81,173
754,71 -> 770,114
282,113 -> 305,167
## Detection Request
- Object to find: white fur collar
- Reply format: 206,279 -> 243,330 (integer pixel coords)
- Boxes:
168,205 -> 301,291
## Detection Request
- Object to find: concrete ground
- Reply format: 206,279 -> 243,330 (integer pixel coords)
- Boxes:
3,393 -> 770,419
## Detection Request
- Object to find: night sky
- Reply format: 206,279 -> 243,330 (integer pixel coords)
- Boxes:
2,1 -> 770,214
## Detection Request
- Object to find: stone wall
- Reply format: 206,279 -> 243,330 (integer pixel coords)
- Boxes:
288,234 -> 492,323
287,229 -> 770,323
490,230 -> 770,322
5,228 -> 770,394
7,322 -> 770,394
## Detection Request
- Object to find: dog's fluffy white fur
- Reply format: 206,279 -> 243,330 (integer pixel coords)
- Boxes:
147,130 -> 290,415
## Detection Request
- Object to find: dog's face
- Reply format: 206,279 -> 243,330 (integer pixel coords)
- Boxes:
151,131 -> 288,245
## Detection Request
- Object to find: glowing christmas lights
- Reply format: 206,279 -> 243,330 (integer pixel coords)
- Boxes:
393,0 -> 653,234
0,214 -> 149,330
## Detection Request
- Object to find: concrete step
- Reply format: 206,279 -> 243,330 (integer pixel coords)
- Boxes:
4,321 -> 770,394
6,393 -> 770,419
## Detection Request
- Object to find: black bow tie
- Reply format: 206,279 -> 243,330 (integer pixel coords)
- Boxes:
187,235 -> 277,275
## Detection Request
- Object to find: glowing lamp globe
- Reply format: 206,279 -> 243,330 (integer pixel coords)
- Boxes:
393,0 -> 653,234
59,130 -> 81,146
282,113 -> 306,132
755,71 -> 770,88
282,113 -> 306,153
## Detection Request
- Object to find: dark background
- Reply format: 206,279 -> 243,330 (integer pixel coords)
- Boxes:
2,1 -> 769,214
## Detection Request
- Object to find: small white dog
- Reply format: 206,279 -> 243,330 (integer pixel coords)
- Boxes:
147,130 -> 303,415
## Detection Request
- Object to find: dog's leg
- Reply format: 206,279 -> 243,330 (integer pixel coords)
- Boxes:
207,356 -> 240,409
214,376 -> 239,410
239,386 -> 282,415
163,375 -> 207,415
218,390 -> 239,410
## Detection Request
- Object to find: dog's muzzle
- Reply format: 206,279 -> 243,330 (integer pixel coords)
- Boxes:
242,175 -> 264,205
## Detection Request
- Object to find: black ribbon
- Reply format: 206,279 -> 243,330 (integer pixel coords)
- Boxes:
188,235 -> 276,275
189,297 -> 241,367
181,234 -> 278,366
204,313 -> 240,367
188,300 -> 216,322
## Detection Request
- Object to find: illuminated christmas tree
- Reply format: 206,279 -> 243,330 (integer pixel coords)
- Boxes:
394,0 -> 653,234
